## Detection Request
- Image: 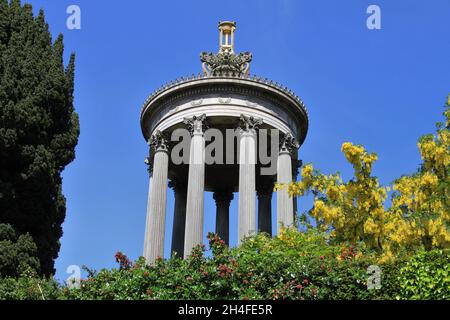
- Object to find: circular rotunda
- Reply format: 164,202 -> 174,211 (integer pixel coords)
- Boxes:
141,21 -> 309,262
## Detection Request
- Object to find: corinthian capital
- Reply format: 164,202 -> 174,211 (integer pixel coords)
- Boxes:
280,132 -> 299,155
183,114 -> 208,136
256,180 -> 275,197
238,114 -> 263,133
149,130 -> 170,153
213,190 -> 234,205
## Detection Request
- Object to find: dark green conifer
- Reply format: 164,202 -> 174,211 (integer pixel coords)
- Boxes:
0,0 -> 79,276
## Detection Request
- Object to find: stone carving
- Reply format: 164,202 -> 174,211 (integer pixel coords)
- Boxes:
280,132 -> 299,155
213,190 -> 234,205
190,99 -> 203,107
256,180 -> 275,197
245,100 -> 257,107
201,50 -> 252,76
238,114 -> 263,132
141,21 -> 310,263
183,114 -> 208,136
218,97 -> 231,104
149,130 -> 170,152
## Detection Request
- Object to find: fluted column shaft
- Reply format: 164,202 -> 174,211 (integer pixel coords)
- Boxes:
292,159 -> 302,224
213,191 -> 234,245
277,132 -> 298,230
277,151 -> 293,228
143,175 -> 153,259
184,115 -> 207,258
143,132 -> 169,263
170,180 -> 187,258
238,115 -> 262,244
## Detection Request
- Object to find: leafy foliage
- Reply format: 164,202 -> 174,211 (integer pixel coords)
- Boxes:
282,145 -> 389,252
0,223 -> 40,277
0,266 -> 61,300
399,249 -> 450,300
0,1 -> 446,299
59,230 -> 406,300
0,0 -> 79,276
387,99 -> 450,254
1,231 -> 448,300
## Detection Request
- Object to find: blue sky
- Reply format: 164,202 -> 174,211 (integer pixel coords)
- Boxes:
23,0 -> 449,281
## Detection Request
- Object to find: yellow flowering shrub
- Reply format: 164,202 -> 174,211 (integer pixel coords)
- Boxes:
283,95 -> 450,261
287,143 -> 389,251
386,97 -> 450,253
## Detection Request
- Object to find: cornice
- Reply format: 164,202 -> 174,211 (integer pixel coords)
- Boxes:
140,74 -> 309,121
140,75 -> 309,144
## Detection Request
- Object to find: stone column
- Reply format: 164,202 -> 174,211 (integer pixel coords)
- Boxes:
257,181 -> 273,236
277,132 -> 299,230
213,190 -> 234,245
238,115 -> 262,244
292,159 -> 302,224
143,160 -> 152,260
143,131 -> 170,263
169,179 -> 187,258
183,114 -> 207,258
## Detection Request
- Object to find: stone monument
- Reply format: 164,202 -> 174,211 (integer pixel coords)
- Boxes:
140,21 -> 309,262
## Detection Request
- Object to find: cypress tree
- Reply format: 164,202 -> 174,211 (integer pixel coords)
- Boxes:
0,0 -> 79,276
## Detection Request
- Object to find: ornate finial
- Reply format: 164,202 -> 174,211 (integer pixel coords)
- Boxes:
218,21 -> 236,54
200,21 -> 252,77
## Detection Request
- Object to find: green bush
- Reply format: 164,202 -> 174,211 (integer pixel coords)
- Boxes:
399,249 -> 450,300
1,229 -> 448,300
0,224 -> 40,277
60,229 -> 404,300
0,267 -> 61,300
